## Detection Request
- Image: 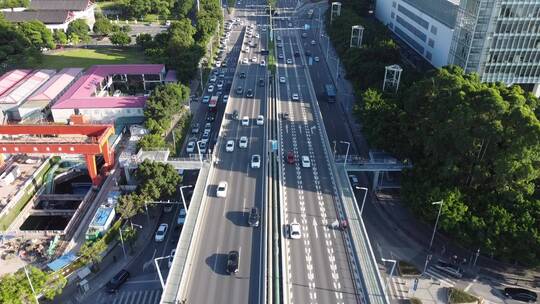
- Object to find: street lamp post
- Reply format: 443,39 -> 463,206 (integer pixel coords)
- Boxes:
23,266 -> 39,304
118,227 -> 127,260
429,200 -> 444,250
355,186 -> 368,216
154,256 -> 171,289
340,141 -> 350,168
180,185 -> 193,211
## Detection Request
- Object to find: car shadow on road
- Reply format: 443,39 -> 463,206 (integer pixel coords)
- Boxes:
205,253 -> 229,275
225,211 -> 249,227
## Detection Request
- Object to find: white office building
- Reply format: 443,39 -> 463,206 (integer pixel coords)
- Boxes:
376,0 -> 540,95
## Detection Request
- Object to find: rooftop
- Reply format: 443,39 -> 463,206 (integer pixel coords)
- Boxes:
29,0 -> 93,11
0,70 -> 32,96
26,68 -> 83,103
0,70 -> 56,105
52,64 -> 165,109
3,10 -> 72,24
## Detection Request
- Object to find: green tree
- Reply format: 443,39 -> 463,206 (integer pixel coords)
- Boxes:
78,240 -> 107,265
69,32 -> 80,45
136,33 -> 153,48
120,24 -> 131,33
109,31 -> 131,46
144,83 -> 190,133
137,133 -> 167,150
0,14 -> 36,69
135,160 -> 182,200
174,0 -> 194,17
0,266 -> 66,303
123,0 -> 151,19
17,20 -> 56,49
67,19 -> 90,42
364,66 -> 540,265
92,17 -> 112,36
53,29 -> 68,45
116,193 -> 144,221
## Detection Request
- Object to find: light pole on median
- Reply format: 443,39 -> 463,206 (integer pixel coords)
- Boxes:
339,140 -> 350,168
196,140 -> 204,163
429,200 -> 444,250
180,185 -> 193,211
355,186 -> 368,216
154,255 -> 171,289
118,227 -> 127,260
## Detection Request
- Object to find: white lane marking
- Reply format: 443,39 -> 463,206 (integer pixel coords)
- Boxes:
312,218 -> 318,239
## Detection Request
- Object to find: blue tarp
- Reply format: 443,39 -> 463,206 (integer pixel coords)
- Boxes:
47,252 -> 77,271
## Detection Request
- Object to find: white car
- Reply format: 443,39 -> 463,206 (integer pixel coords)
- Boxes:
186,141 -> 196,153
279,76 -> 286,83
301,155 -> 311,168
311,40 -> 316,45
288,22 -> 292,27
277,43 -> 283,48
286,58 -> 292,64
251,154 -> 261,168
226,140 -> 235,152
217,80 -> 224,89
289,222 -> 301,239
242,47 -> 248,53
314,56 -> 320,62
255,33 -> 260,38
217,181 -> 228,197
168,249 -> 176,268
242,57 -> 248,64
208,85 -> 215,93
239,136 -> 248,148
215,61 -> 222,67
177,208 -> 186,225
202,95 -> 210,103
242,116 -> 249,126
278,54 -> 284,59
260,60 -> 266,66
204,122 -> 212,133
155,223 -> 169,242
223,95 -> 229,103
257,115 -> 264,125
252,56 -> 257,62
292,93 -> 299,101
210,75 -> 217,82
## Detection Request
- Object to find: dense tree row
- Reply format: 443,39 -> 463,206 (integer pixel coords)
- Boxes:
327,0 -> 540,265
360,67 -> 540,265
135,0 -> 222,83
0,0 -> 29,9
117,0 -> 195,20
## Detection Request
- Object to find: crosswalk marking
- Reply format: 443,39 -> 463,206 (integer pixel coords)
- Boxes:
425,267 -> 457,287
93,289 -> 162,304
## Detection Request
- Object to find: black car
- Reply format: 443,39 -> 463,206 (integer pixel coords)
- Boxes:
246,89 -> 254,98
106,270 -> 130,293
226,250 -> 239,274
239,72 -> 246,79
294,51 -> 300,57
259,78 -> 265,87
206,113 -> 216,122
231,110 -> 239,120
248,207 -> 260,227
305,50 -> 312,57
236,86 -> 244,95
281,112 -> 289,120
504,288 -> 537,303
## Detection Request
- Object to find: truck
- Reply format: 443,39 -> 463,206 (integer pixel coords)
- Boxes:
209,95 -> 218,112
325,84 -> 336,103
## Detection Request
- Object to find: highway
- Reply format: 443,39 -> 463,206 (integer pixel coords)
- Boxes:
180,0 -> 269,302
274,3 -> 361,304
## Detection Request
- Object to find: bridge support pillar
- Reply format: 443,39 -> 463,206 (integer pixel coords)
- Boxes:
85,154 -> 100,185
102,140 -> 114,167
373,170 -> 380,192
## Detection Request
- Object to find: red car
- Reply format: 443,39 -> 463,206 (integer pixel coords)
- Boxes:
286,151 -> 295,164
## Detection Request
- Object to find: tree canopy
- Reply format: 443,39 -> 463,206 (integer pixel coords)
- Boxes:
0,14 -> 39,70
67,19 -> 90,43
0,266 -> 66,303
109,31 -> 131,46
93,17 -> 113,36
17,20 -> 55,49
143,82 -> 190,134
135,159 -> 182,200
359,66 -> 540,265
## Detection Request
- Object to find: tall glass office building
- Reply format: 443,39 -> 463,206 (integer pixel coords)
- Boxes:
376,0 -> 540,94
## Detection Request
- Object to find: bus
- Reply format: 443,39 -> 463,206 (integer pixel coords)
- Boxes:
209,95 -> 218,112
324,84 -> 336,103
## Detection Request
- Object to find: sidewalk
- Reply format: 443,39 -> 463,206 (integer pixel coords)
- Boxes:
53,211 -> 160,304
373,191 -> 540,288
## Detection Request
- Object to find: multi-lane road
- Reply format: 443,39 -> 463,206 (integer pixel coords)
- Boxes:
274,2 -> 361,304
181,0 -> 269,303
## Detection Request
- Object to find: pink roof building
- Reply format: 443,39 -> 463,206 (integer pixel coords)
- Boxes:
0,70 -> 32,96
0,69 -> 56,105
18,68 -> 84,121
52,64 -> 166,110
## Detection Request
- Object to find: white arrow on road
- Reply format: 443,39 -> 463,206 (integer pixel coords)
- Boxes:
313,218 -> 318,239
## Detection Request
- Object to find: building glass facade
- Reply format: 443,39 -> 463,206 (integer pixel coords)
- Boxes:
450,0 -> 540,85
